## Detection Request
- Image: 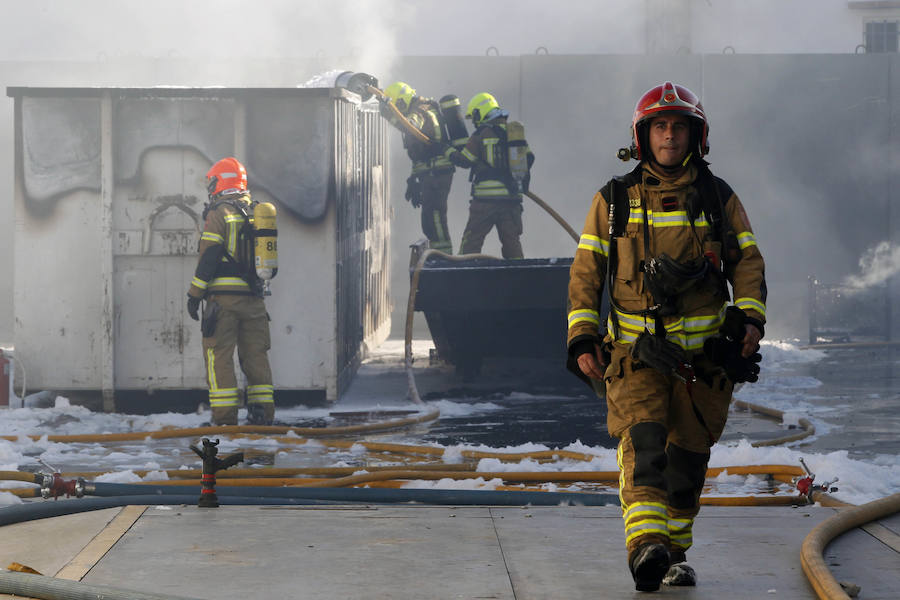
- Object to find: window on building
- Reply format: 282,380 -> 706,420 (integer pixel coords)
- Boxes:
865,20 -> 899,52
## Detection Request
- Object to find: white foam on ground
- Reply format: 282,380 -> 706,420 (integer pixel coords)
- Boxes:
0,340 -> 895,507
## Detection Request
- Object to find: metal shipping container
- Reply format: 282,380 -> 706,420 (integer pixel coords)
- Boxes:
7,86 -> 391,411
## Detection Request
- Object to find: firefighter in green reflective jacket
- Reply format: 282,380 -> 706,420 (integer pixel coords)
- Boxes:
446,92 -> 534,259
186,157 -> 274,427
381,81 -> 457,254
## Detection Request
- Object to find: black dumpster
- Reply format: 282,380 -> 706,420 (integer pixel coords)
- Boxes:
412,245 -> 591,381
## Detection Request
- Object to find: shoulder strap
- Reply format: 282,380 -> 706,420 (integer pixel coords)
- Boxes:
600,163 -> 642,340
693,165 -> 738,270
599,163 -> 642,239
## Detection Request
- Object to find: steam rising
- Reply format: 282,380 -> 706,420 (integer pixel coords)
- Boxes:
843,241 -> 900,290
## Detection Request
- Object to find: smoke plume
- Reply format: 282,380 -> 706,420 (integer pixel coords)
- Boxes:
843,241 -> 900,289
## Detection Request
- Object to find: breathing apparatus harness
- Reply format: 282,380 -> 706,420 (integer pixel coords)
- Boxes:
468,115 -> 532,197
404,98 -> 454,172
604,160 -> 738,385
203,193 -> 278,296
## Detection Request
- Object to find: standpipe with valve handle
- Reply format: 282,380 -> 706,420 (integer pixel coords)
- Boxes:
189,438 -> 244,508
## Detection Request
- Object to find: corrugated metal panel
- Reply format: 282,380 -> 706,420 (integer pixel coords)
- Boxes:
335,99 -> 391,397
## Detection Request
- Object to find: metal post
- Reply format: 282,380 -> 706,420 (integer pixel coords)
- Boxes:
99,91 -> 115,412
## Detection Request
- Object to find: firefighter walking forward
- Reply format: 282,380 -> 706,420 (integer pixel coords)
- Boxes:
187,157 -> 275,427
566,82 -> 766,592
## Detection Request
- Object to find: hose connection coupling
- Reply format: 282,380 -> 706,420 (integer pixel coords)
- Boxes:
189,438 -> 244,508
38,472 -> 86,500
795,457 -> 838,502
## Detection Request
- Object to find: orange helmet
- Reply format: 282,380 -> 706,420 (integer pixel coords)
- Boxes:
631,82 -> 708,161
206,157 -> 248,197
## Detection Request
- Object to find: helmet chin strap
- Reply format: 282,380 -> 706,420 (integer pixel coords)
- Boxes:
651,151 -> 693,174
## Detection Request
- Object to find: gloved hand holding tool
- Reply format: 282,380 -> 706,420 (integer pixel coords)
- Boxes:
703,305 -> 762,383
631,331 -> 695,384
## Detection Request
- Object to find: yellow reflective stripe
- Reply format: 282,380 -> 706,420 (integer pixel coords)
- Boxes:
191,277 -> 208,290
209,388 -> 239,398
247,384 -> 274,405
737,231 -> 757,249
474,180 -> 512,196
568,309 -> 600,328
617,441 -> 626,510
427,111 -> 443,142
461,148 -> 477,162
624,502 -> 668,523
735,297 -> 766,317
209,277 -> 250,288
482,137 -> 500,165
626,209 -> 709,229
625,523 -> 670,545
668,516 -> 693,549
408,113 -> 424,128
206,348 -> 217,389
609,305 -> 726,351
578,234 -> 609,256
201,232 -> 224,244
209,395 -> 240,408
624,502 -> 670,544
440,97 -> 460,109
223,213 -> 244,256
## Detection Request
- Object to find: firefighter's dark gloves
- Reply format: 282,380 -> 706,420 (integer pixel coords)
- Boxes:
705,305 -> 763,382
405,176 -> 422,208
571,339 -> 606,380
631,332 -> 688,377
703,336 -> 761,383
187,295 -> 201,321
378,98 -> 393,120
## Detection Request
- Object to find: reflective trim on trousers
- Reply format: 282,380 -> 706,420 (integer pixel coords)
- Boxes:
247,384 -> 274,405
668,516 -> 694,551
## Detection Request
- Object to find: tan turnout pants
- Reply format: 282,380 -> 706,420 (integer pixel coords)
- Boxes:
202,294 -> 274,425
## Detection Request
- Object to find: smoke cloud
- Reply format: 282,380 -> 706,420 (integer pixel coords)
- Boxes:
843,241 -> 900,290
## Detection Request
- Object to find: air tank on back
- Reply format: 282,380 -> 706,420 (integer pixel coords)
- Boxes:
439,94 -> 469,149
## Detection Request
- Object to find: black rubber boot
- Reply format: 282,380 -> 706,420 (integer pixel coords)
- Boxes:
246,404 -> 274,426
629,543 -> 670,592
663,551 -> 697,586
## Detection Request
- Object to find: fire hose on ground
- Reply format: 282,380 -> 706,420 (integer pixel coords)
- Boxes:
0,567 -> 206,600
801,492 -> 900,600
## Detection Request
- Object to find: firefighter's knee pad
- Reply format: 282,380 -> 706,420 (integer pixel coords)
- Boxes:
628,422 -> 668,490
665,443 -> 709,509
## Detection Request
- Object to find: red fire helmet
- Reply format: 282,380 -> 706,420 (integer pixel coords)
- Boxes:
631,82 -> 709,160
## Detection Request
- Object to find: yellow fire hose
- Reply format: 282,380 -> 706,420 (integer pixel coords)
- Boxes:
732,399 -> 816,447
0,409 -> 440,444
366,85 -> 430,144
524,190 -> 579,243
31,464 -> 801,483
801,492 -> 900,600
